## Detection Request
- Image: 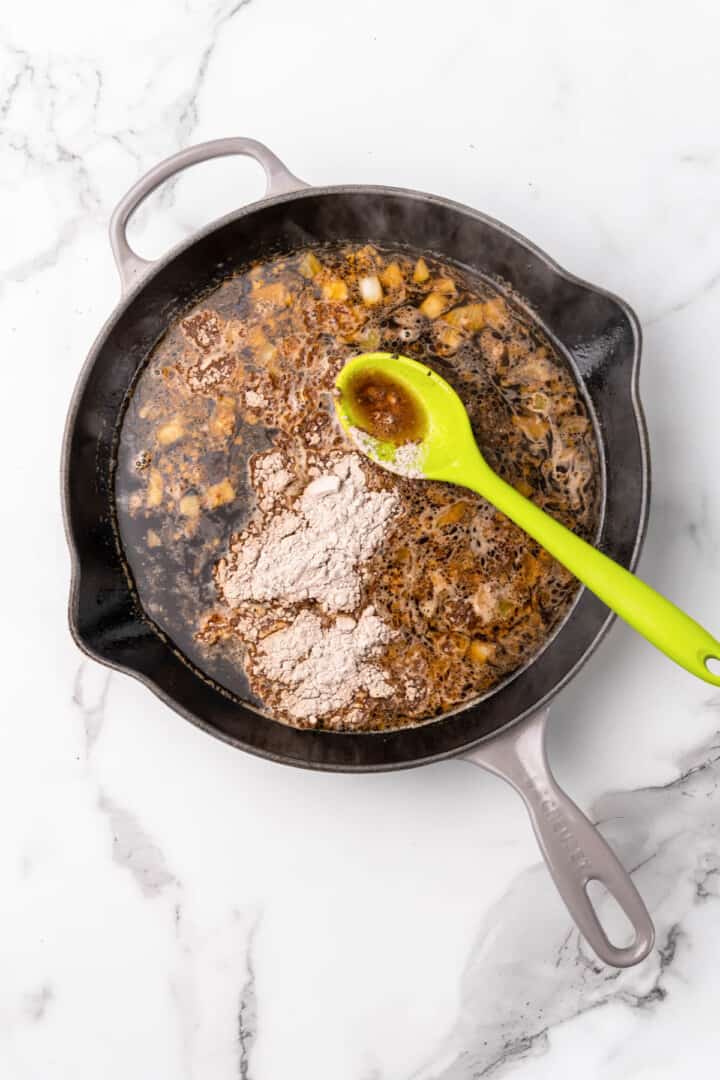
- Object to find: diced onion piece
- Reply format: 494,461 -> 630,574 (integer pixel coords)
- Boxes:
179,494 -> 201,518
359,274 -> 383,305
522,552 -> 542,585
206,478 -> 235,509
413,257 -> 430,283
483,297 -> 509,329
471,583 -> 497,622
419,292 -> 449,319
246,324 -> 266,352
356,327 -> 381,351
435,500 -> 469,527
252,281 -> 288,307
146,468 -> 164,508
469,640 -> 494,664
433,322 -> 462,355
156,417 -> 184,446
443,303 -> 485,331
322,279 -> 349,302
298,251 -> 322,278
210,397 -> 236,438
380,262 -> 404,289
561,415 -> 589,435
512,413 -> 550,442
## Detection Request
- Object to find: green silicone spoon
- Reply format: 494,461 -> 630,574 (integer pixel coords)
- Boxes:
335,351 -> 720,687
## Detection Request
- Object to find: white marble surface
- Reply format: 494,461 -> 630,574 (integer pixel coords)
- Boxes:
2,0 -> 720,1076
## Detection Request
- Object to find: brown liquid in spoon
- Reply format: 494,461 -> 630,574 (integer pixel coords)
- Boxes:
346,369 -> 426,445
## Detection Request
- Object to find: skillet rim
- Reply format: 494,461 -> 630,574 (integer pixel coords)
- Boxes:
61,183 -> 650,771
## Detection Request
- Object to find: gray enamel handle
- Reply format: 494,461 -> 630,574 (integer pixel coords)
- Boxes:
109,137 -> 308,293
464,709 -> 655,967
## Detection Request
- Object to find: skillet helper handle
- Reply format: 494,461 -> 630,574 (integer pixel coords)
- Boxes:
109,137 -> 308,293
464,708 -> 655,967
468,467 -> 720,687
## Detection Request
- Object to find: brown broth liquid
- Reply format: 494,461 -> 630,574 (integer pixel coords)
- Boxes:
345,370 -> 427,445
115,244 -> 601,731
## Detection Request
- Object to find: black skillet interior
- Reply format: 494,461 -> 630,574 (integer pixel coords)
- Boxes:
63,188 -> 648,770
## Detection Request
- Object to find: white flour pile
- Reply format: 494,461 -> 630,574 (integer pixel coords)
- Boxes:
214,452 -> 400,724
217,454 -> 398,613
250,449 -> 294,511
250,608 -> 393,721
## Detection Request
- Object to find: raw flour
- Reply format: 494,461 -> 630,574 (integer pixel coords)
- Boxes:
215,452 -> 399,724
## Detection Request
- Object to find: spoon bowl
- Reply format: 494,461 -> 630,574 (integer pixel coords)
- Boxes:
336,351 -> 720,687
335,351 -> 487,482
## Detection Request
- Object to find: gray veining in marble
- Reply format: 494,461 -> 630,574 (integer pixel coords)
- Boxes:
412,731 -> 720,1078
98,793 -> 177,897
3,2 -> 720,1077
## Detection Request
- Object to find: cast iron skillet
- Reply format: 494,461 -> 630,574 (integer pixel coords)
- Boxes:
62,138 -> 653,967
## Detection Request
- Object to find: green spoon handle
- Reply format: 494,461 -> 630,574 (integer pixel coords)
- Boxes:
465,461 -> 720,686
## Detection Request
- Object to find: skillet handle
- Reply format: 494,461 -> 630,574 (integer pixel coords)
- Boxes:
109,137 -> 308,293
463,708 -> 655,968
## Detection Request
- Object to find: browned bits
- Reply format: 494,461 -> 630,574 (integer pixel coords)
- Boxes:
181,311 -> 222,350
